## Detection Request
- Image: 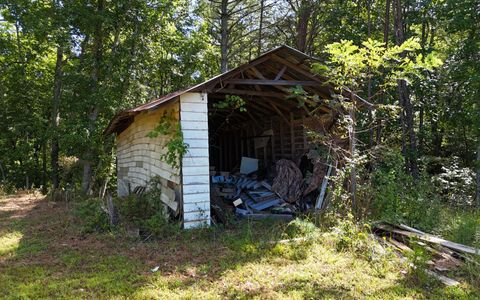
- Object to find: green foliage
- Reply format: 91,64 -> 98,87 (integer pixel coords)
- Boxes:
73,198 -> 110,234
368,149 -> 442,231
213,95 -> 247,112
147,111 -> 189,169
116,177 -> 180,237
314,38 -> 442,93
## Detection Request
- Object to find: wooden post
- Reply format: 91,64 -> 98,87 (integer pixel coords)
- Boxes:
280,118 -> 285,158
290,112 -> 294,160
270,118 -> 275,162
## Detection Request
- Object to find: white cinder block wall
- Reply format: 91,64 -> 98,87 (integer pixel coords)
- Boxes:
116,101 -> 181,196
180,92 -> 211,228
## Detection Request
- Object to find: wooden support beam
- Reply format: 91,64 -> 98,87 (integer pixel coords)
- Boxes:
215,88 -> 287,99
274,66 -> 287,80
271,54 -> 324,84
226,79 -> 318,86
202,55 -> 272,91
269,102 -> 290,125
290,112 -> 295,159
246,110 -> 260,126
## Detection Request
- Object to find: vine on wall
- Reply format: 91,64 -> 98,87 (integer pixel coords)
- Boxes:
147,110 -> 189,169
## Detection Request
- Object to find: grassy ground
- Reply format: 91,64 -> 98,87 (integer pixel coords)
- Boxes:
0,192 -> 479,299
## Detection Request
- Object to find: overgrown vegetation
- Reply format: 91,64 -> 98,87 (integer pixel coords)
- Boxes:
1,193 -> 479,299
72,177 -> 181,238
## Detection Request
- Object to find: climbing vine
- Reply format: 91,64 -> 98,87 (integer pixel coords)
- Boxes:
147,110 -> 189,169
213,95 -> 246,112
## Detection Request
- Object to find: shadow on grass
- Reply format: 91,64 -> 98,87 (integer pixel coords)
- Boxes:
0,193 -> 307,299
2,193 -> 478,299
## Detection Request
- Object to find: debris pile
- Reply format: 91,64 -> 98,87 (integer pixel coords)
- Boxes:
374,222 -> 480,286
211,173 -> 294,221
211,155 -> 333,223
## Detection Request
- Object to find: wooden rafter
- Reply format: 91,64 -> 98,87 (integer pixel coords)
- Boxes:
269,102 -> 290,125
226,79 -> 318,86
274,65 -> 287,80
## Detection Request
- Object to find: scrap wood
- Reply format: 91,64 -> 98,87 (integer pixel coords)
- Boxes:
272,159 -> 303,203
398,223 -> 426,235
315,163 -> 334,209
425,270 -> 460,286
238,213 -> 294,221
375,223 -> 480,256
303,159 -> 328,196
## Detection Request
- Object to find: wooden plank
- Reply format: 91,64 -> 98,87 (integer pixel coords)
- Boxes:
315,163 -> 332,209
180,111 -> 208,122
377,224 -> 480,255
183,193 -> 210,203
183,139 -> 209,149
290,113 -> 294,158
160,186 -> 178,212
183,174 -> 209,185
183,201 -> 210,213
184,211 -> 210,222
181,92 -> 208,103
274,65 -> 287,80
180,102 -> 208,113
182,157 -> 209,167
182,165 -> 210,176
214,88 -> 286,99
184,148 -> 209,158
183,184 -> 210,194
183,130 -> 209,140
425,270 -> 460,286
226,79 -> 318,86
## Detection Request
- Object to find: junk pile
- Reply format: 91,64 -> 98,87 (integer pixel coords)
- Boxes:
374,222 -> 480,286
211,155 -> 333,222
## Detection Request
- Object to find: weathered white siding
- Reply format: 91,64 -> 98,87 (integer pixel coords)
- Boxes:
180,92 -> 210,228
116,100 -> 181,196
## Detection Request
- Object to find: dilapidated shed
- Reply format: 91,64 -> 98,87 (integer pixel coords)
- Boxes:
105,45 -> 339,228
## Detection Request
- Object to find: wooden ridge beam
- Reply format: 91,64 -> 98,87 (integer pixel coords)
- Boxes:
214,88 -> 287,98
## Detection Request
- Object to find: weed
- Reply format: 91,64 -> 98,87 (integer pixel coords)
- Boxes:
73,198 -> 110,233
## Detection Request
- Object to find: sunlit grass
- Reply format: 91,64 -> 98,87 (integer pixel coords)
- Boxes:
0,231 -> 22,256
0,193 -> 479,299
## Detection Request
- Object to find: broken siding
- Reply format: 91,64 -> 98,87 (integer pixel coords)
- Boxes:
116,100 -> 180,196
180,92 -> 210,229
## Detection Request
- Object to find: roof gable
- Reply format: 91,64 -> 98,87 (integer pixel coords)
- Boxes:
105,45 -> 331,135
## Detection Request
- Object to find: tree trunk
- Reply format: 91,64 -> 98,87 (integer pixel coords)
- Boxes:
349,95 -> 357,215
376,0 -> 392,145
296,0 -> 311,52
257,0 -> 264,56
51,45 -> 63,190
220,0 -> 229,73
383,0 -> 391,47
476,141 -> 480,208
393,0 -> 419,180
82,0 -> 104,194
367,0 -> 374,148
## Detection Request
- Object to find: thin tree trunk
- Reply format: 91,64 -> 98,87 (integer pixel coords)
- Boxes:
257,0 -> 264,56
220,0 -> 229,73
367,0 -> 374,148
393,0 -> 419,180
82,0 -> 104,194
476,141 -> 480,208
51,45 -> 63,190
376,0 -> 391,145
349,94 -> 357,215
42,141 -> 47,194
384,0 -> 391,47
